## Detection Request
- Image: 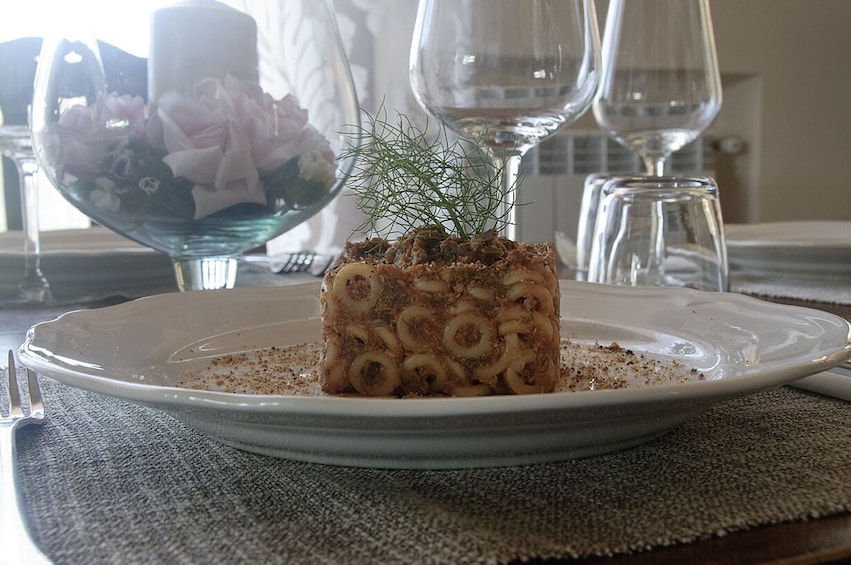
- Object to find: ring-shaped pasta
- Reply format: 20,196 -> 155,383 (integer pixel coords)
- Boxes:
506,283 -> 555,315
345,324 -> 369,344
333,262 -> 380,313
403,354 -> 448,393
322,337 -> 340,367
502,268 -> 544,286
414,278 -> 446,294
446,359 -> 493,396
324,364 -> 348,393
532,311 -> 555,340
469,286 -> 495,301
540,264 -> 558,291
504,350 -> 544,394
397,306 -> 436,351
320,285 -> 336,320
502,305 -> 526,322
449,300 -> 474,315
321,338 -> 348,392
372,324 -> 400,352
473,333 -> 518,380
443,314 -> 493,359
349,350 -> 400,396
446,358 -> 466,381
499,311 -> 555,340
498,319 -> 532,336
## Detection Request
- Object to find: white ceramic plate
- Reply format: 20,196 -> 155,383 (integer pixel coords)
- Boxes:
20,282 -> 851,469
725,221 -> 851,276
0,227 -> 176,297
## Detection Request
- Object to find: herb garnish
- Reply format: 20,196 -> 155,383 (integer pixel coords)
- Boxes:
340,108 -> 517,241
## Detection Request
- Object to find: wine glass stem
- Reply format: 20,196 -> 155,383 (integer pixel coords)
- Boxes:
490,150 -> 522,241
173,257 -> 240,291
643,156 -> 667,177
16,157 -> 51,301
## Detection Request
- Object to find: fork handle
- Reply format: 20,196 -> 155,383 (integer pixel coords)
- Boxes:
1,426 -> 51,564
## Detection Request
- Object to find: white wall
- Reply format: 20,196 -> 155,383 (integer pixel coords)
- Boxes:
584,0 -> 851,224
700,0 -> 851,222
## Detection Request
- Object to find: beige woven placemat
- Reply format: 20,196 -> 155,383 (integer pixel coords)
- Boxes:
14,380 -> 851,564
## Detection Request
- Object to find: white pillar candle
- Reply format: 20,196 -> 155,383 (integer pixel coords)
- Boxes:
148,0 -> 259,103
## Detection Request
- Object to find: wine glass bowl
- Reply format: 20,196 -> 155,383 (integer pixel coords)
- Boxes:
31,0 -> 359,291
592,0 -> 722,176
409,0 -> 601,239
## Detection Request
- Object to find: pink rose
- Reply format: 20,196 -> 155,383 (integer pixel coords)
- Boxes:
97,94 -> 146,138
50,75 -> 336,221
146,75 -> 329,219
46,104 -> 111,179
147,78 -> 263,219
43,94 -> 147,180
243,92 -> 310,172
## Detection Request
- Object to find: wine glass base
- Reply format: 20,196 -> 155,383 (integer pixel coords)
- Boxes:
0,281 -> 53,308
173,257 -> 240,291
18,282 -> 52,304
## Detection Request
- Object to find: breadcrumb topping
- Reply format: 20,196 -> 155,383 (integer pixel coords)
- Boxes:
176,339 -> 703,396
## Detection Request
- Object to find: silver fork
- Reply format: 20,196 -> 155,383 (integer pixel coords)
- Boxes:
274,251 -> 318,274
2,351 -> 50,564
268,251 -> 337,276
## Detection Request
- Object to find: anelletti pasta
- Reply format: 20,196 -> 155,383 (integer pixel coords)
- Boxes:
319,227 -> 560,397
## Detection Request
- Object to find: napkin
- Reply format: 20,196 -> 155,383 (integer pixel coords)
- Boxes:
790,366 -> 851,402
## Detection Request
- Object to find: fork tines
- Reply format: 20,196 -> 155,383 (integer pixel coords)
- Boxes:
272,251 -> 317,274
6,351 -> 44,420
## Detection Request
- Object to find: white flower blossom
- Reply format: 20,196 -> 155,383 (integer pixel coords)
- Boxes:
298,150 -> 337,189
91,189 -> 121,213
95,177 -> 116,191
139,177 -> 160,195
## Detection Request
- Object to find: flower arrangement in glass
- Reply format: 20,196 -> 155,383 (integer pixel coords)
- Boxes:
31,0 -> 360,290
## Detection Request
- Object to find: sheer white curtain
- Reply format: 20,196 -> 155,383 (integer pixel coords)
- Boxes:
267,0 -> 427,255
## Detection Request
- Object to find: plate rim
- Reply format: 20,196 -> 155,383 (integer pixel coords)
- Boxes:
20,282 -> 851,419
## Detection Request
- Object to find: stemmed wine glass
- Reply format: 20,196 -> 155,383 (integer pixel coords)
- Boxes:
409,0 -> 601,240
0,123 -> 52,304
30,1 -> 360,291
592,0 -> 722,176
0,37 -> 52,305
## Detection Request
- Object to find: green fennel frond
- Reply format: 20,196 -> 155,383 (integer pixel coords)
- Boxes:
339,107 -> 514,241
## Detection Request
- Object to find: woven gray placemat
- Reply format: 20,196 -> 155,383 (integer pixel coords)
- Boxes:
14,380 -> 851,565
730,273 -> 851,305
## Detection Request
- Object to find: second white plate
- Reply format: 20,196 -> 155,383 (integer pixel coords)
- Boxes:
0,227 -> 176,298
726,221 -> 851,276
